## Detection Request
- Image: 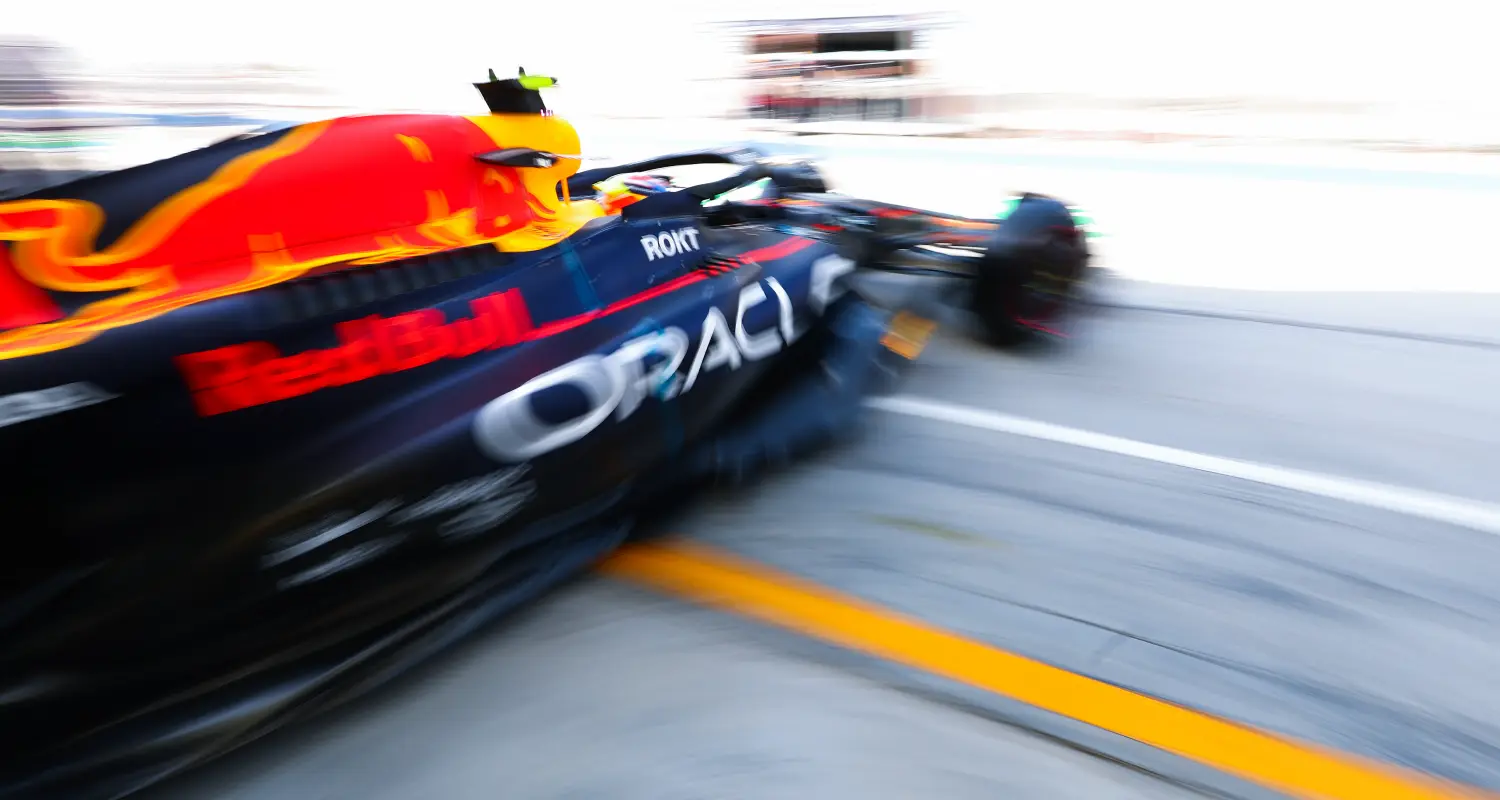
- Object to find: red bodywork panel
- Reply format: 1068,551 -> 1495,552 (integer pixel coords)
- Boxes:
0,114 -> 543,360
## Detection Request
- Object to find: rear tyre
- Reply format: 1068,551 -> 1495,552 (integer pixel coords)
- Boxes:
971,192 -> 1090,347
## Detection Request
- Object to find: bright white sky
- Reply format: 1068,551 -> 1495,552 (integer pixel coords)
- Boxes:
8,0 -> 1495,114
8,0 -> 745,113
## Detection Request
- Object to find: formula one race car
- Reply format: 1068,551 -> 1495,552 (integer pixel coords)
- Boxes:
0,70 -> 1090,799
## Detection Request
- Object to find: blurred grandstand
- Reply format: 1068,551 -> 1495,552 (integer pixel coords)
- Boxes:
0,34 -> 341,195
0,36 -> 102,192
0,35 -> 77,106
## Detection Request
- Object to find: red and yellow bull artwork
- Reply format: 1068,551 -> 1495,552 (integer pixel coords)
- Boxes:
0,111 -> 605,362
176,287 -> 533,416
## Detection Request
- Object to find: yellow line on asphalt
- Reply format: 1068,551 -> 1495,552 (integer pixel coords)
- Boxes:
599,540 -> 1497,800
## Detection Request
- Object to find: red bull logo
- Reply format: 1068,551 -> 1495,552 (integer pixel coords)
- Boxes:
176,288 -> 532,416
0,112 -> 598,362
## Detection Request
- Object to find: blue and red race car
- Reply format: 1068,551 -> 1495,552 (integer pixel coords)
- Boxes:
0,69 -> 1091,799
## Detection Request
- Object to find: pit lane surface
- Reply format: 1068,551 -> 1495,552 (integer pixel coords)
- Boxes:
127,138 -> 1500,799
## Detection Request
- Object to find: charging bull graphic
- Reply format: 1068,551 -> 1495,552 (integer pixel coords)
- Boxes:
0,111 -> 596,361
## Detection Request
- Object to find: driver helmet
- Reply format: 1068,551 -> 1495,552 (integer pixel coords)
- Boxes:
595,173 -> 672,212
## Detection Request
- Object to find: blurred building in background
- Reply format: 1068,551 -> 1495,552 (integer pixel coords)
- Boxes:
708,0 -> 1500,148
728,14 -> 949,124
0,36 -> 81,106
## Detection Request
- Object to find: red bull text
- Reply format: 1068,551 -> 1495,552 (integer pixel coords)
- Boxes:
176,288 -> 532,416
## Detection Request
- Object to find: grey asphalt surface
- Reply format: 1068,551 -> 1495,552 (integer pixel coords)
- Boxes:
119,135 -> 1500,798
135,583 -> 1214,800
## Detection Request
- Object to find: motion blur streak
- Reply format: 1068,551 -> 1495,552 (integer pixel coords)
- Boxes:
600,541 -> 1498,800
866,395 -> 1500,537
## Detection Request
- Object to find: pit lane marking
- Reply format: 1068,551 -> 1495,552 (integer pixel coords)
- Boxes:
866,395 -> 1500,537
601,541 -> 1494,800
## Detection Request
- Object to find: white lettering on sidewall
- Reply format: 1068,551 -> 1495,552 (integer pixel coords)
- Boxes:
809,254 -> 855,314
0,382 -> 117,430
263,465 -> 539,577
263,500 -> 402,567
388,465 -> 534,528
640,227 -> 701,261
472,266 -> 854,464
